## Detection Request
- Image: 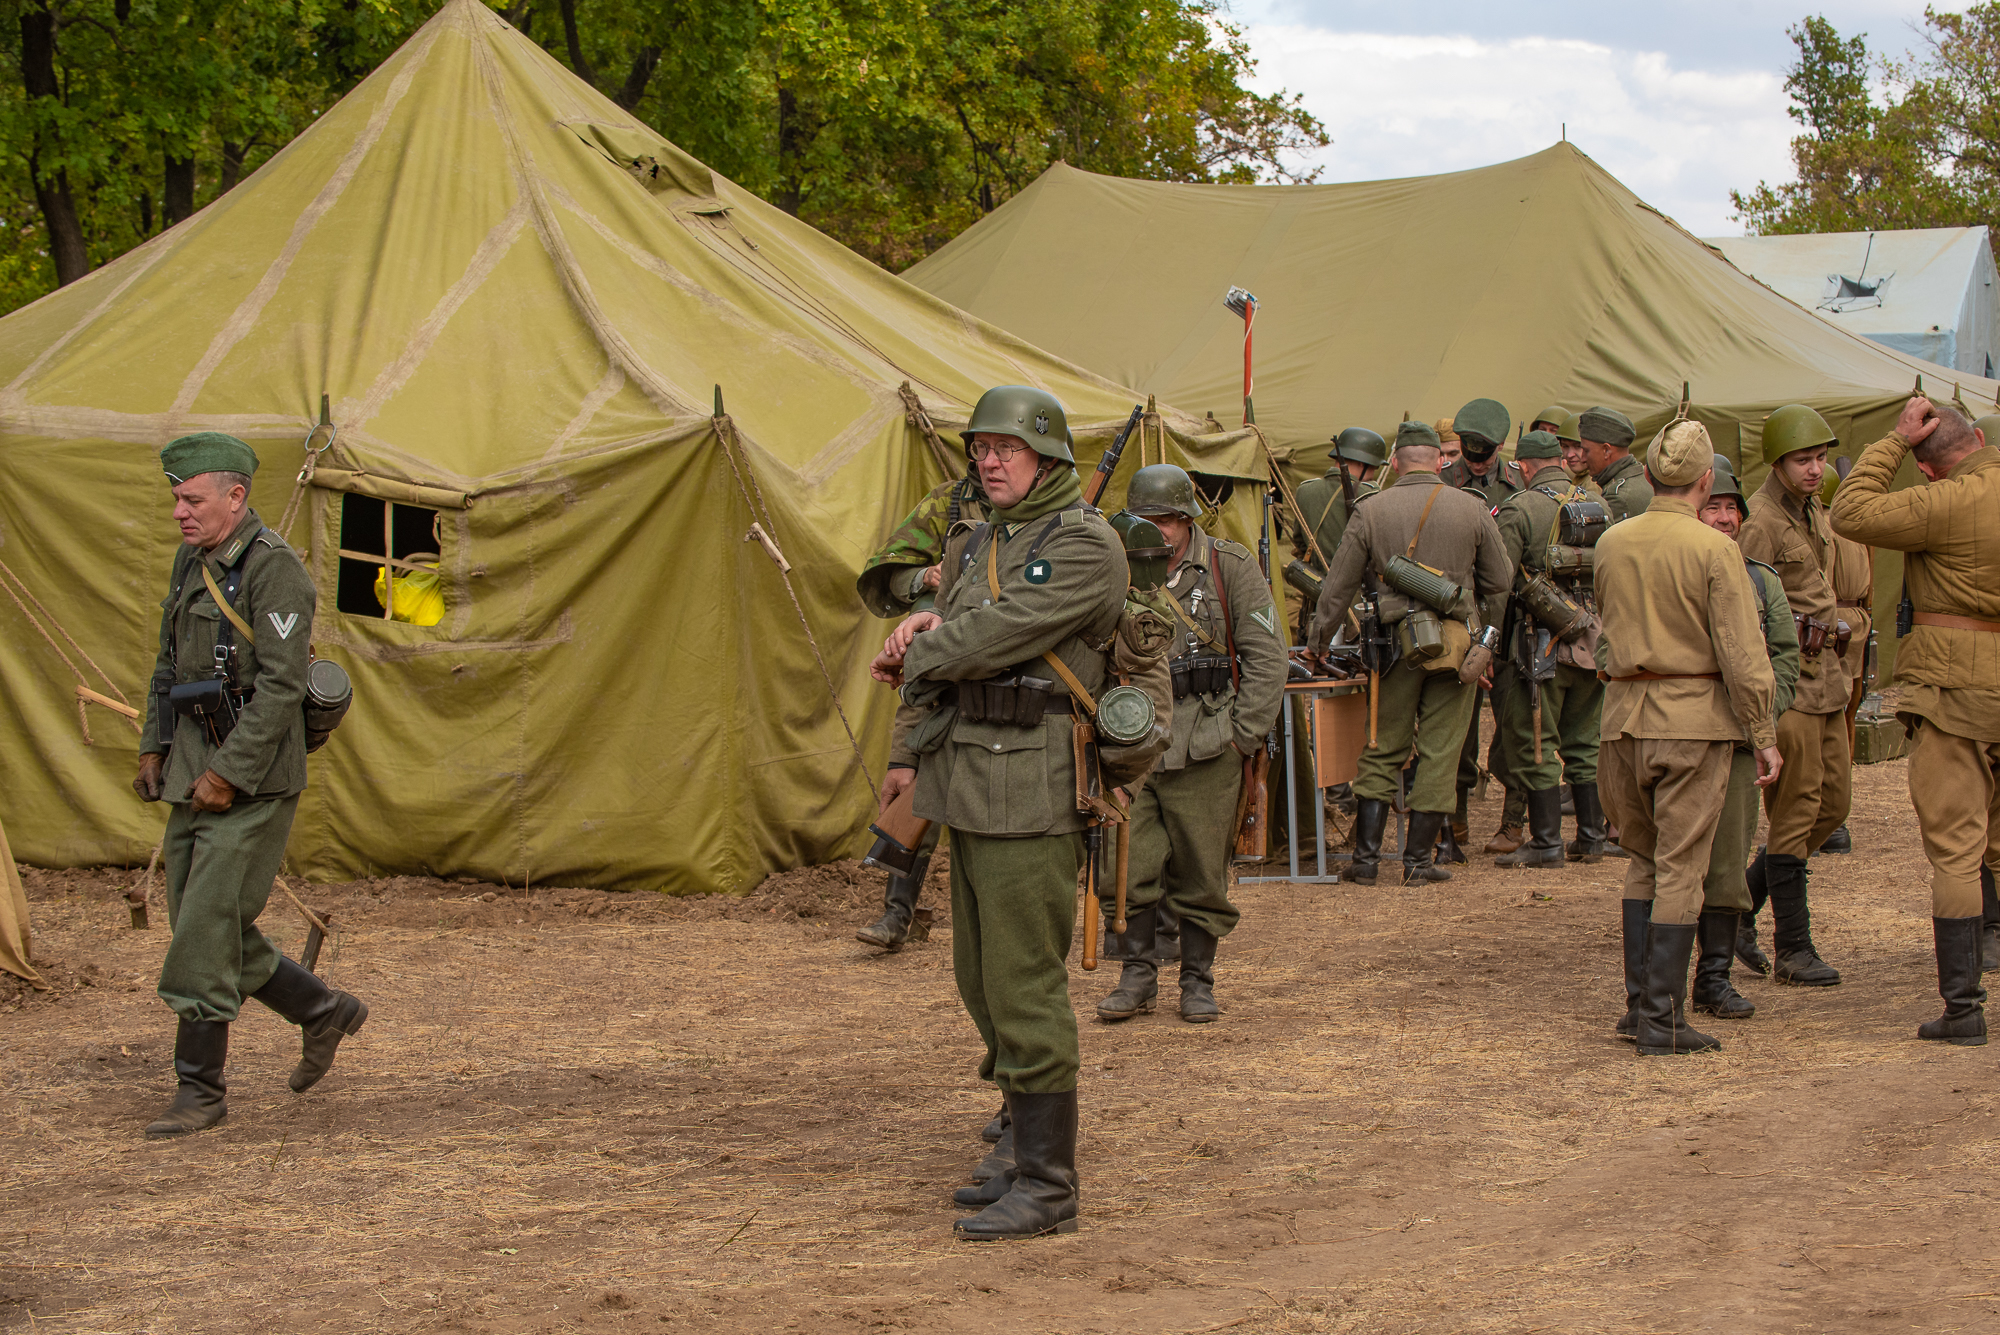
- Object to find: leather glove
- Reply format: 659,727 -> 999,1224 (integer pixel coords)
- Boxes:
190,769 -> 236,813
133,753 -> 165,803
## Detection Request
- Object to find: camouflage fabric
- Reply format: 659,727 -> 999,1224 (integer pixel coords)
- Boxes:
856,475 -> 989,617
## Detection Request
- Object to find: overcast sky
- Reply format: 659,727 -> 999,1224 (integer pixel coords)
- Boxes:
1230,0 -> 1938,235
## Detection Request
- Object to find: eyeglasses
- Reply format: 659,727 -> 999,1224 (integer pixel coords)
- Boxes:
966,439 -> 1030,463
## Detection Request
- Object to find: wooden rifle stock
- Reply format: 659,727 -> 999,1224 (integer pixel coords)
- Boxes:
1114,820 -> 1130,934
1082,828 -> 1101,971
1082,404 -> 1146,509
1232,747 -> 1271,860
866,784 -> 932,876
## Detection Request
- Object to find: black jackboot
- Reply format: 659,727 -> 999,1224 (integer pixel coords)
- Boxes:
251,955 -> 369,1093
1349,799 -> 1389,885
1496,788 -> 1565,868
1981,868 -> 1999,974
1818,825 -> 1852,854
1097,904 -> 1161,1021
1691,909 -> 1755,1019
1402,811 -> 1453,884
1768,853 -> 1840,986
956,1093 -> 1015,1206
981,1103 -> 1008,1143
1560,783 -> 1575,816
1635,922 -> 1721,1055
1436,816 -> 1469,866
1736,848 -> 1773,974
145,1019 -> 230,1139
955,1090 -> 1078,1238
968,1113 -> 1014,1185
1566,781 -> 1610,863
856,858 -> 927,950
1179,922 -> 1219,1023
1447,789 -> 1471,861
1617,899 -> 1649,1041
1918,916 -> 1988,1046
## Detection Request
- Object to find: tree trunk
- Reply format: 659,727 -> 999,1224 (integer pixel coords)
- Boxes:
557,0 -> 595,85
164,155 -> 195,225
138,188 -> 152,236
614,45 -> 661,111
19,4 -> 89,285
776,84 -> 804,215
219,142 -> 246,193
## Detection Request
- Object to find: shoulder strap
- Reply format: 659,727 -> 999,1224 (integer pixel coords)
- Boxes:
197,531 -> 264,647
1405,482 -> 1445,558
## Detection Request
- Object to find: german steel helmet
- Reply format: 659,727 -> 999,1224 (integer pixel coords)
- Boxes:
1709,452 -> 1748,511
1761,403 -> 1837,466
1125,463 -> 1201,519
1330,426 -> 1388,468
962,385 -> 1075,463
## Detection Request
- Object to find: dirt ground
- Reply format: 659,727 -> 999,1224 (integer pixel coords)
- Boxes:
5,745 -> 1999,1334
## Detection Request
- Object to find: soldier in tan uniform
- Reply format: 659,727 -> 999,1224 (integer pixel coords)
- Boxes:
1819,520 -> 1875,855
1307,420 -> 1512,886
1832,397 -> 2000,1045
1098,466 -> 1286,1024
873,385 -> 1172,1236
1594,422 -> 1779,1055
1738,405 -> 1852,987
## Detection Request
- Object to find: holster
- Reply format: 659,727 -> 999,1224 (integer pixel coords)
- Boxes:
1831,619 -> 1853,657
1795,615 -> 1830,658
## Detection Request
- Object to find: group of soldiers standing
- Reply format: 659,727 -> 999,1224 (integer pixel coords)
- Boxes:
855,381 -> 2000,1237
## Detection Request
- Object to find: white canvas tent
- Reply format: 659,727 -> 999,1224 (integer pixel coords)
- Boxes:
1708,227 -> 2000,378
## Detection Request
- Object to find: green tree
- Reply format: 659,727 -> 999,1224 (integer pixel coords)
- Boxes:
1731,8 -> 2000,236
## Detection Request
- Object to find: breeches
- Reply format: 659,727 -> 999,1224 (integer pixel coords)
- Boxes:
1907,723 -> 2000,917
1764,707 -> 1852,857
1599,737 -> 1732,924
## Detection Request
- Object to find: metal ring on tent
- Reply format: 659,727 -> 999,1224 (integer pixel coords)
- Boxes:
296,419 -> 338,482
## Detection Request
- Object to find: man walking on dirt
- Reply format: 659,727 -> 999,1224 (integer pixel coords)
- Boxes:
871,386 -> 1170,1238
1593,421 -> 1779,1056
1832,397 -> 2000,1046
134,434 -> 368,1138
1095,464 -> 1285,1026
853,466 -> 989,952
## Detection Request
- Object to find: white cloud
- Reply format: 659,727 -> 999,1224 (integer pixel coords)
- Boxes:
1241,27 -> 1800,235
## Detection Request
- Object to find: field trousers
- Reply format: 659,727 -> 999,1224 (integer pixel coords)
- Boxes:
159,795 -> 298,1023
951,829 -> 1083,1094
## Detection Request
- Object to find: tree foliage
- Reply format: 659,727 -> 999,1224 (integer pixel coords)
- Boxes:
1732,7 -> 2000,237
0,0 -> 1326,312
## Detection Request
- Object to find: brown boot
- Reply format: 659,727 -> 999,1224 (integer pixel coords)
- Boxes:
1484,823 -> 1524,854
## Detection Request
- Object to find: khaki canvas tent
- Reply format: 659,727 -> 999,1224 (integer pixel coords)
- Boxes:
905,143 -> 2000,668
0,0 -> 1263,893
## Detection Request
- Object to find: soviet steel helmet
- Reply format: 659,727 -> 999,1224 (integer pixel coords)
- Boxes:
1975,413 -> 2000,446
1531,404 -> 1569,431
1125,463 -> 1201,520
1330,426 -> 1388,468
1555,412 -> 1583,445
1709,452 -> 1748,513
961,385 -> 1074,463
1761,403 -> 1837,466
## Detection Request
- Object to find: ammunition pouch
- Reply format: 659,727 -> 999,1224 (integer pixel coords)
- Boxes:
949,673 -> 1057,726
1796,615 -> 1831,659
169,678 -> 243,744
1517,571 -> 1593,643
1380,554 -> 1466,616
1558,498 -> 1611,548
1170,654 -> 1235,699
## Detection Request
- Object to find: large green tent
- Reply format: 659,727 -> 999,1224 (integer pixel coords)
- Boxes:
0,0 -> 1263,893
905,143 -> 2000,668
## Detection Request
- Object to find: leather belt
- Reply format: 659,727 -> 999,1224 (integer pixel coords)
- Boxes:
1912,612 -> 2000,633
1598,670 -> 1723,682
1836,598 -> 1869,608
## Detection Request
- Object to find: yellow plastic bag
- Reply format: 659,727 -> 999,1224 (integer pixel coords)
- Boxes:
372,562 -> 445,626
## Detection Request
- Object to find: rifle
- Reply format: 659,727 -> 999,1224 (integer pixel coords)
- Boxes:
1338,459 -> 1389,746
1084,404 -> 1146,509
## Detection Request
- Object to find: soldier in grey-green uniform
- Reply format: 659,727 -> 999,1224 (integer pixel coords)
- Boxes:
1290,428 -> 1388,636
1444,398 -> 1525,862
1681,452 -> 1800,1023
1489,431 -> 1610,868
133,434 -> 367,1140
1097,465 -> 1286,1024
853,472 -> 990,951
874,386 -> 1170,1240
1307,421 -> 1513,885
1579,407 -> 1652,521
